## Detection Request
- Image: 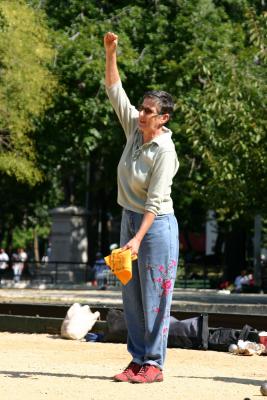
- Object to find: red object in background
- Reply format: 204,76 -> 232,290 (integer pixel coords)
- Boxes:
179,232 -> 206,253
219,280 -> 230,290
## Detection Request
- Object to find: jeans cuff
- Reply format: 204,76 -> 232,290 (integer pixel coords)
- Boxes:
143,361 -> 162,370
132,357 -> 143,365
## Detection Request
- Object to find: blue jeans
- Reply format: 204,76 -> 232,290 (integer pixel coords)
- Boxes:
120,209 -> 179,370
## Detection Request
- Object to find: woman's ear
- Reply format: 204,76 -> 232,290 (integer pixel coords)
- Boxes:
161,113 -> 170,124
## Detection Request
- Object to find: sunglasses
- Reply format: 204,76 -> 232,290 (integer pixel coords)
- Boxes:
137,104 -> 162,116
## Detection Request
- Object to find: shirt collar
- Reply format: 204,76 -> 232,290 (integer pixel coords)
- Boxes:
150,127 -> 172,146
137,126 -> 172,147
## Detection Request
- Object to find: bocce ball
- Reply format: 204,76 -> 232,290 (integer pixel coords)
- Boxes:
228,344 -> 238,354
260,382 -> 267,396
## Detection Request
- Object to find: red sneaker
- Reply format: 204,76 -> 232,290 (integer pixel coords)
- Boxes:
113,362 -> 141,382
130,364 -> 163,384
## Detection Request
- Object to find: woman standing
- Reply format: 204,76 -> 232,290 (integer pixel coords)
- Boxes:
104,32 -> 179,384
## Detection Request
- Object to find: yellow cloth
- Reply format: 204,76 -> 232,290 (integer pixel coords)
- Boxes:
104,248 -> 137,285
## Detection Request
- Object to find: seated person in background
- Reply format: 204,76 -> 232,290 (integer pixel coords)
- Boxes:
233,269 -> 249,293
93,252 -> 109,289
246,268 -> 255,287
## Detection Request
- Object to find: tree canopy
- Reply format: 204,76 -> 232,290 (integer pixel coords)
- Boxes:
0,0 -> 266,269
0,0 -> 57,184
35,0 -> 267,221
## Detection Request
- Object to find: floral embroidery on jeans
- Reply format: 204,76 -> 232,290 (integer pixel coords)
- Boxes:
162,326 -> 169,336
162,279 -> 173,296
161,308 -> 171,336
158,265 -> 165,273
152,259 -> 177,298
149,259 -> 177,318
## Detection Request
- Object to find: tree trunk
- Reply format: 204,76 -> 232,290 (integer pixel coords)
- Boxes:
223,222 -> 247,282
33,228 -> 40,265
6,227 -> 13,256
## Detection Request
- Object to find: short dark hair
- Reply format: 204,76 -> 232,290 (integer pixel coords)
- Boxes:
142,90 -> 174,116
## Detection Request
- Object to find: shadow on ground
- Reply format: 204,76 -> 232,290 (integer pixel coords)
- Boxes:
175,375 -> 262,386
0,370 -> 112,380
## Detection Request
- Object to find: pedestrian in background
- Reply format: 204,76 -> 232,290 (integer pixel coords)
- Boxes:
12,247 -> 28,283
0,248 -> 9,284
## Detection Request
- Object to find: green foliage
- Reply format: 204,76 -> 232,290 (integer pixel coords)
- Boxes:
0,0 -> 57,184
0,172 -> 63,246
32,0 -> 266,228
1,0 -> 267,255
11,224 -> 50,250
170,1 -> 267,221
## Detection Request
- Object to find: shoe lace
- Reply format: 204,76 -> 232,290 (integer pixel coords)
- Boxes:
124,362 -> 138,373
136,364 -> 149,376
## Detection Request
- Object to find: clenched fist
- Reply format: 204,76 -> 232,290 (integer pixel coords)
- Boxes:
104,32 -> 118,54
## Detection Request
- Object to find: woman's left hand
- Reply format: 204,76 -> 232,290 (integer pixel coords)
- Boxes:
122,236 -> 141,257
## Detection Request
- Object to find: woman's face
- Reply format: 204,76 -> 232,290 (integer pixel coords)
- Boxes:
138,97 -> 163,134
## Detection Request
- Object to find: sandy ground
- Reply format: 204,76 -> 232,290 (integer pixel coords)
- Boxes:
0,332 -> 266,400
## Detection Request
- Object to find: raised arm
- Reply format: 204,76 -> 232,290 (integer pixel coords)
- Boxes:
104,32 -> 120,87
104,31 -> 139,137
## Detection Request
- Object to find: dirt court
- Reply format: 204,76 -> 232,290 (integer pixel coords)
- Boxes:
0,332 -> 266,400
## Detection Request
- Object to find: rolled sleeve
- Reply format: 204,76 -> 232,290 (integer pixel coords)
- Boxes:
145,151 -> 179,215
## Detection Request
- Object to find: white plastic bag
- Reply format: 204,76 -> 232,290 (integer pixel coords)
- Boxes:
61,303 -> 100,340
237,339 -> 265,355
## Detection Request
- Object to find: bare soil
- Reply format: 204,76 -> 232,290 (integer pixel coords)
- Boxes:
0,332 -> 266,400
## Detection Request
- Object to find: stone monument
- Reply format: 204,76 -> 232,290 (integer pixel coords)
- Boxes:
49,206 -> 88,283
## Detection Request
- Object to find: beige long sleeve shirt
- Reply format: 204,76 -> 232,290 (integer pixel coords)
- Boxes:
106,80 -> 179,216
